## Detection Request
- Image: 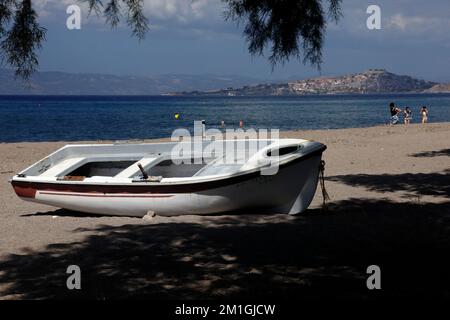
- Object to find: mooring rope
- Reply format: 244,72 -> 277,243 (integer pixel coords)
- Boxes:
319,160 -> 330,210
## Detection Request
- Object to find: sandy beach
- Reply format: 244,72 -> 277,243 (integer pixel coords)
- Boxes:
0,123 -> 449,299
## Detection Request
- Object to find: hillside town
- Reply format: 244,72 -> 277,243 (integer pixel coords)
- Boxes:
178,69 -> 442,96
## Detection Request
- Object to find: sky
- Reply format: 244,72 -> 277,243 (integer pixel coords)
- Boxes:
25,0 -> 450,82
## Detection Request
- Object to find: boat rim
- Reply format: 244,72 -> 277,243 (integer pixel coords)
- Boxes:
10,144 -> 327,187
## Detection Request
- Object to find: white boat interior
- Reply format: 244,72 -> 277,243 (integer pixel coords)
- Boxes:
17,139 -> 322,184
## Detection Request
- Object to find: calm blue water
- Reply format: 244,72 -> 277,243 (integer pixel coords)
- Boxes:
1,94 -> 449,142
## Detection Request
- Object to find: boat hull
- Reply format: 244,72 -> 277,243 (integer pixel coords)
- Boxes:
12,152 -> 324,217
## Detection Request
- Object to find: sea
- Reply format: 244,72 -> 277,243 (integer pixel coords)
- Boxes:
1,94 -> 449,142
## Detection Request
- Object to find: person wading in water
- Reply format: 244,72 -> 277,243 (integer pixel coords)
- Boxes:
403,107 -> 412,124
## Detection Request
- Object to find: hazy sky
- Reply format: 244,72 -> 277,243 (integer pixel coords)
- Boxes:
30,0 -> 450,81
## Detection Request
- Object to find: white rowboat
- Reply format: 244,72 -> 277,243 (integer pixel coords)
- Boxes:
11,139 -> 326,217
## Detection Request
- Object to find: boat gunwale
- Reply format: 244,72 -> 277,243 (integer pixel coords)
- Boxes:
11,145 -> 326,196
14,139 -> 309,176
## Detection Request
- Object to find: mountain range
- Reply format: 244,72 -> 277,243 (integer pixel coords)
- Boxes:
0,69 -> 267,95
0,68 -> 449,96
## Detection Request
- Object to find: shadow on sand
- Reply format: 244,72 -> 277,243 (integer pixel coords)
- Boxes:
328,172 -> 450,198
410,148 -> 450,158
21,209 -> 100,218
1,196 -> 449,299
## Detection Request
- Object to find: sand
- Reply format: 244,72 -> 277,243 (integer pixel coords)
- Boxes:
0,123 -> 449,299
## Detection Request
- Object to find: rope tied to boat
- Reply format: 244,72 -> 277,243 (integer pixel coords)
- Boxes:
319,160 -> 330,211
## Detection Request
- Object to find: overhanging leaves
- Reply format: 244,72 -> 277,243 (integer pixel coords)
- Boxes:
224,0 -> 342,68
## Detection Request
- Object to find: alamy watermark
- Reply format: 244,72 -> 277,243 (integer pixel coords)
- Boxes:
66,265 -> 81,290
367,5 -> 382,30
66,5 -> 81,30
66,4 -> 383,31
366,265 -> 381,290
170,121 -> 281,175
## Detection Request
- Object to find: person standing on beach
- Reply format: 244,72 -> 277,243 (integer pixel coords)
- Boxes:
420,106 -> 429,124
389,102 -> 401,125
403,107 -> 412,124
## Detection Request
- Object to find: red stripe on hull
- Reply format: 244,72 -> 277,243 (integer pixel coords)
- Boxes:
39,191 -> 173,198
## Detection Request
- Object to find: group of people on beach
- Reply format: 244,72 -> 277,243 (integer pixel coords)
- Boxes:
389,102 -> 429,125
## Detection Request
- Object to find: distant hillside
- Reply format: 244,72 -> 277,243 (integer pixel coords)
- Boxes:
0,69 -> 265,95
424,83 -> 450,93
1,68 -> 442,96
175,69 -> 438,96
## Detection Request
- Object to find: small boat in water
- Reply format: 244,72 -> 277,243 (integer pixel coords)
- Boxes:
10,139 -> 326,217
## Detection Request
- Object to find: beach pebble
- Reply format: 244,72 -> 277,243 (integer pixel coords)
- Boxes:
221,254 -> 237,262
142,211 -> 157,221
248,268 -> 263,275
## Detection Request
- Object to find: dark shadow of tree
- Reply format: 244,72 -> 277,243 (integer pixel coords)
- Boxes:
328,172 -> 450,198
21,210 -> 98,218
410,149 -> 450,157
1,198 -> 449,299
